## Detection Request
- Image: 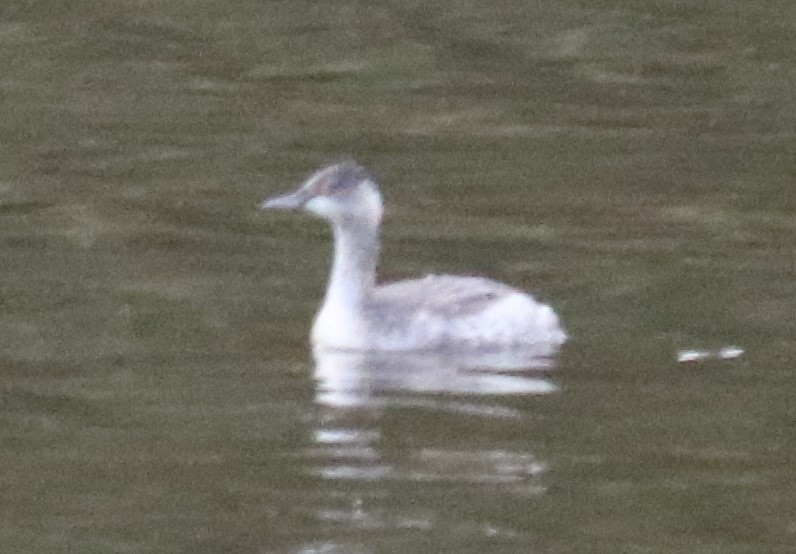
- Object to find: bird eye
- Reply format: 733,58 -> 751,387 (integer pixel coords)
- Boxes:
328,177 -> 348,194
310,176 -> 339,196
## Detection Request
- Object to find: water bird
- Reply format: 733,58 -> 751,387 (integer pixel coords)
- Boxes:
261,161 -> 566,351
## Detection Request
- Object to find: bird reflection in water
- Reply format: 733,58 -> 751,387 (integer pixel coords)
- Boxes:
301,346 -> 560,547
312,345 -> 559,408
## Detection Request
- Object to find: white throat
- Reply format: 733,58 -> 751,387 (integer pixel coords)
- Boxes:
311,205 -> 381,348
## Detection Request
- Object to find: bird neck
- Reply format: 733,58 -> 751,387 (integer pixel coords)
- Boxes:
322,219 -> 380,316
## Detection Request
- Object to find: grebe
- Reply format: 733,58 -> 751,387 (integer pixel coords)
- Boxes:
261,162 -> 566,351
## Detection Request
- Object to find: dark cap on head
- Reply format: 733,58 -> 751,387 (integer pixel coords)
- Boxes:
308,161 -> 373,196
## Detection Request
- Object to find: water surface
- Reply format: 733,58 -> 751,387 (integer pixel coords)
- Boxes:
1,1 -> 794,552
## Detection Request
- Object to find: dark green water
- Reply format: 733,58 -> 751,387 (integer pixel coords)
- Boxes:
1,1 -> 794,552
